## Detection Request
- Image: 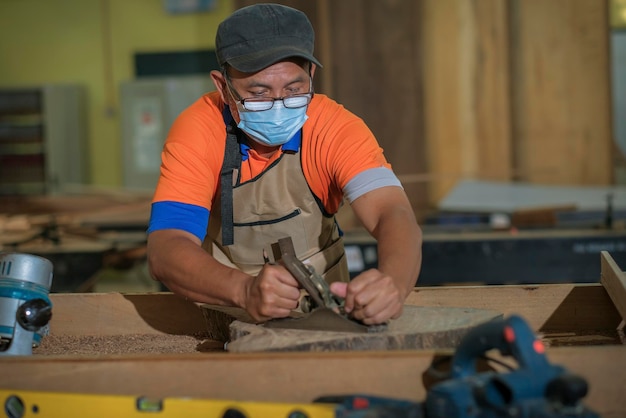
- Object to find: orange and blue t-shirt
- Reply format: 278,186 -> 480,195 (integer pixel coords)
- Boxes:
148,91 -> 402,241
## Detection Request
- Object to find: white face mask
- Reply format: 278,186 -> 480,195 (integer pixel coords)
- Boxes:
235,100 -> 308,146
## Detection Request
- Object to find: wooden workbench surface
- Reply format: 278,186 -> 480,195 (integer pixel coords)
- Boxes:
1,252 -> 625,417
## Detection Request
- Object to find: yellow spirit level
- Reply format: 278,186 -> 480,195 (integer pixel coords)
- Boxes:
0,389 -> 337,418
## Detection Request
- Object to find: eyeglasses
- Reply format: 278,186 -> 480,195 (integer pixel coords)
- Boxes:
224,73 -> 313,112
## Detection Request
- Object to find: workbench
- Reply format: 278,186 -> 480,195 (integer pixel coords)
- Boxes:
1,252 -> 625,417
344,227 -> 626,285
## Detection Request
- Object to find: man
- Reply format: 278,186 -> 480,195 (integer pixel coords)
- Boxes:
146,3 -> 422,325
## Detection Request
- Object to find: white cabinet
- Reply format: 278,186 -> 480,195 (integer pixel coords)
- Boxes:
120,76 -> 215,191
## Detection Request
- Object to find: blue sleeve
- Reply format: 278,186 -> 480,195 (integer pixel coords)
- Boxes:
147,201 -> 210,241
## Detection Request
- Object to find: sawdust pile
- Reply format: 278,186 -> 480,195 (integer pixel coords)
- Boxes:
33,334 -> 224,356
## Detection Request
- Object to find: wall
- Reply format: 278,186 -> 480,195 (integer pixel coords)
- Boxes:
0,0 -> 617,217
0,0 -> 232,188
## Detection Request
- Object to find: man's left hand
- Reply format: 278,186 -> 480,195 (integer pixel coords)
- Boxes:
329,269 -> 405,325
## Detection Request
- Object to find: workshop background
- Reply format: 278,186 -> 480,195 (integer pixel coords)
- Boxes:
1,0 -> 626,292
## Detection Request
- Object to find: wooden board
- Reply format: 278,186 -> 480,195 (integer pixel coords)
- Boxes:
43,284 -> 621,338
48,292 -> 208,337
236,0 -> 430,214
600,250 -> 626,322
3,348 -> 625,418
225,306 -> 502,352
510,0 -> 611,185
407,283 -> 622,333
421,0 -> 513,205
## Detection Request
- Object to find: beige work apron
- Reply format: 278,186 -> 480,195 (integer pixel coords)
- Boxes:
203,136 -> 349,284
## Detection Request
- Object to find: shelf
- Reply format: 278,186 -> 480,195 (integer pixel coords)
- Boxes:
0,123 -> 44,142
0,88 -> 41,115
0,85 -> 86,196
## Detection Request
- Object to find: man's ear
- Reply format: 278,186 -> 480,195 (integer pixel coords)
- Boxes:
210,70 -> 228,102
310,63 -> 317,78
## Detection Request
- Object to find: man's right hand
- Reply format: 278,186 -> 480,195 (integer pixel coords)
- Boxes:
244,263 -> 301,323
147,229 -> 301,323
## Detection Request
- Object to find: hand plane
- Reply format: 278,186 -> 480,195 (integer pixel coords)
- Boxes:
263,237 -> 387,334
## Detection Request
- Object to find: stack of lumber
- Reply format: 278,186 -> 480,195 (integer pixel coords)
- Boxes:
0,192 -> 153,291
0,191 -> 151,250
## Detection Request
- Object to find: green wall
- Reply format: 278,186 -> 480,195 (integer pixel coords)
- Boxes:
0,0 -> 232,188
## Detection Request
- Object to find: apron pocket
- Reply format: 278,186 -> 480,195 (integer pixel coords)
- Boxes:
302,237 -> 350,283
229,208 -> 308,266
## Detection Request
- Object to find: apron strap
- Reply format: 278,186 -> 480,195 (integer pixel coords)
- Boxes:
220,121 -> 240,246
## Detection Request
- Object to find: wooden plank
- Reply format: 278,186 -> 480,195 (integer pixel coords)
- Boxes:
406,283 -> 621,333
0,193 -> 150,219
46,284 -> 621,338
601,251 -> 626,321
459,0 -> 512,182
226,306 -> 501,352
0,228 -> 42,246
510,0 -> 612,184
329,0 -> 428,214
48,293 -> 208,336
1,347 -> 624,417
421,0 -> 463,204
422,0 -> 513,205
315,0 -> 333,95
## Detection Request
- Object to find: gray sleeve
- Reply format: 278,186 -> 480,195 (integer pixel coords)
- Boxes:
343,167 -> 403,203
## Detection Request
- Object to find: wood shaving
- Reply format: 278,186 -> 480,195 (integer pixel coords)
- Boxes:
32,333 -> 224,356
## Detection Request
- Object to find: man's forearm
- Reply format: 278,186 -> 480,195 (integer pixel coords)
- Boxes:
374,205 -> 423,296
350,187 -> 423,297
147,229 -> 252,307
